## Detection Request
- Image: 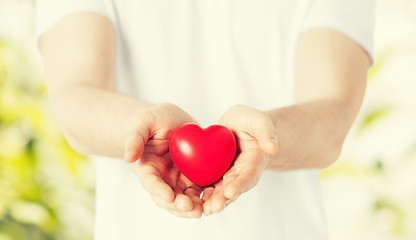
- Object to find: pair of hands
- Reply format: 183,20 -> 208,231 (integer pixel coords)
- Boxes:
123,103 -> 278,218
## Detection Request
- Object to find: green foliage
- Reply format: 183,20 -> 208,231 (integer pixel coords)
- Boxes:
319,49 -> 416,239
358,105 -> 395,131
0,32 -> 93,240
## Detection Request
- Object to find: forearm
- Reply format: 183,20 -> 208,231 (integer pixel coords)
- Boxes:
49,85 -> 153,158
266,98 -> 359,171
264,29 -> 371,171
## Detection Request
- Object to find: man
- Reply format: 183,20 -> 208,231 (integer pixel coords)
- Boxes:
37,0 -> 374,239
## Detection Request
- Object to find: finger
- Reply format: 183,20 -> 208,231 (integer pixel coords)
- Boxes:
211,182 -> 235,214
202,186 -> 215,202
211,194 -> 227,214
166,210 -> 191,218
202,180 -> 226,215
173,181 -> 187,194
152,192 -> 192,212
204,184 -> 241,215
153,181 -> 192,212
168,208 -> 202,218
203,184 -> 228,215
143,139 -> 170,155
256,130 -> 278,156
202,187 -> 215,215
184,188 -> 203,218
225,193 -> 240,207
224,174 -> 257,200
184,187 -> 203,204
167,188 -> 204,217
165,168 -> 181,189
222,170 -> 239,184
177,173 -> 204,205
133,162 -> 175,203
124,133 -> 146,163
156,174 -> 200,213
173,193 -> 193,211
153,195 -> 197,218
206,171 -> 237,213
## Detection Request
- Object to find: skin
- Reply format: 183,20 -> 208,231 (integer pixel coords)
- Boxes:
39,13 -> 371,218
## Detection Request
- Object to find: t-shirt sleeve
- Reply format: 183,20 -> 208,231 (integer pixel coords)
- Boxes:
301,0 -> 376,62
35,0 -> 109,43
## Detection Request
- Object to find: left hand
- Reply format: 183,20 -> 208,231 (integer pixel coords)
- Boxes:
202,105 -> 278,215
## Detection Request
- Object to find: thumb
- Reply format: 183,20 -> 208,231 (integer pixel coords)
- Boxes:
255,126 -> 278,156
123,133 -> 146,163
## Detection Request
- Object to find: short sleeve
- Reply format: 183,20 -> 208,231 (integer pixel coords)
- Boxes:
301,0 -> 376,62
35,0 -> 109,43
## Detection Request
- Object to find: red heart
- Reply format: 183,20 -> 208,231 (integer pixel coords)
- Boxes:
169,124 -> 237,186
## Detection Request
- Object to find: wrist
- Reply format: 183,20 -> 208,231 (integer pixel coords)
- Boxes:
151,102 -> 197,126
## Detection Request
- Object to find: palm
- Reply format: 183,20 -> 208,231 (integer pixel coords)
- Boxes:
202,133 -> 269,215
226,138 -> 268,185
132,129 -> 204,218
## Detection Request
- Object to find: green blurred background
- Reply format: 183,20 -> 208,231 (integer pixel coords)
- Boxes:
0,0 -> 415,239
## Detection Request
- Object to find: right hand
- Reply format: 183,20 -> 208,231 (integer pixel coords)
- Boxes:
123,103 -> 204,218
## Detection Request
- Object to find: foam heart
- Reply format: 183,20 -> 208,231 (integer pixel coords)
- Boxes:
169,124 -> 237,186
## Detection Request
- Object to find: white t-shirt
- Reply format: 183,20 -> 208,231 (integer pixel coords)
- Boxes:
36,1 -> 375,239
